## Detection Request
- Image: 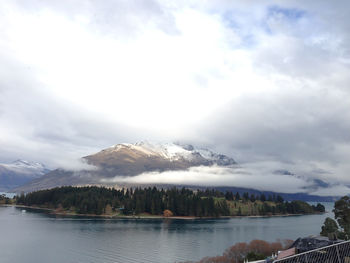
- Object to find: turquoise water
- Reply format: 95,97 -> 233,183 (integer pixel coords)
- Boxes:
0,203 -> 334,263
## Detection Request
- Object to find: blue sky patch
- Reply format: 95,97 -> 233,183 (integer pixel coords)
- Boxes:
268,5 -> 306,21
221,11 -> 257,48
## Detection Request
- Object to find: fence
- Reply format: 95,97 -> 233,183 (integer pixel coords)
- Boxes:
274,240 -> 350,263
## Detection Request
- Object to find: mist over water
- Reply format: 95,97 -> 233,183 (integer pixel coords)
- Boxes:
0,203 -> 333,263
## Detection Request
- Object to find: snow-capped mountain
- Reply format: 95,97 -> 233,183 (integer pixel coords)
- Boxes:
83,141 -> 236,175
0,160 -> 50,191
3,160 -> 48,174
14,142 -> 236,192
98,141 -> 236,166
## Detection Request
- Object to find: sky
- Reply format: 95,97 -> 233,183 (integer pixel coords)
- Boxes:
0,0 -> 350,194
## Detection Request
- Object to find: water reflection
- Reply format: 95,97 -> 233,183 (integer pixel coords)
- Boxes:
0,203 -> 334,263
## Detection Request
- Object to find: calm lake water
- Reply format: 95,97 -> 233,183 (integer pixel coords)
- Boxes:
0,203 -> 333,263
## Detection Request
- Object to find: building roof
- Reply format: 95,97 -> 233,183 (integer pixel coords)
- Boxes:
289,235 -> 343,253
277,247 -> 296,260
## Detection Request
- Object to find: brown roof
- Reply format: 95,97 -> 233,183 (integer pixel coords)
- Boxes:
277,247 -> 296,260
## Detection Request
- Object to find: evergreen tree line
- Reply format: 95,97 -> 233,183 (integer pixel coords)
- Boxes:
223,191 -> 284,203
16,186 -> 230,216
16,186 -> 324,217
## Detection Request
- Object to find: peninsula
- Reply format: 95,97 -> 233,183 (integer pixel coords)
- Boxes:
15,186 -> 325,218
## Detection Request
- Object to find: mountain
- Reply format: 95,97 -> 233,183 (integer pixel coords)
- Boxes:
0,160 -> 50,191
273,170 -> 331,190
84,142 -> 236,176
13,142 -> 236,193
10,142 -> 340,202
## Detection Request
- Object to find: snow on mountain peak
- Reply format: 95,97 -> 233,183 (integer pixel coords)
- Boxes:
131,141 -> 194,160
12,159 -> 43,166
107,141 -> 236,165
0,159 -> 49,175
11,159 -> 47,170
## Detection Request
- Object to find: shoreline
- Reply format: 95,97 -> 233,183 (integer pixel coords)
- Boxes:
2,204 -> 323,220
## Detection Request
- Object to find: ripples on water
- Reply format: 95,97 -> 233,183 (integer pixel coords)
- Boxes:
0,203 -> 334,263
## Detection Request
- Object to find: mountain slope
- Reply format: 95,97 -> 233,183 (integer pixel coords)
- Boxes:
13,142 -> 236,192
84,142 -> 236,177
0,160 -> 50,191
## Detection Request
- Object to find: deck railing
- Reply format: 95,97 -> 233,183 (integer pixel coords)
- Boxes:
274,240 -> 350,263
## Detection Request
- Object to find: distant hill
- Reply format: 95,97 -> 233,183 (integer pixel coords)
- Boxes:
210,186 -> 338,202
107,183 -> 337,202
0,160 -> 50,191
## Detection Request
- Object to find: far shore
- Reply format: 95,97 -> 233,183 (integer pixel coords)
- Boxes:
1,204 -> 324,220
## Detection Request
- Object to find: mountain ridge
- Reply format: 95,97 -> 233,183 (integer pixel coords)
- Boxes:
0,160 -> 50,191
9,142 -> 342,202
13,142 -> 236,193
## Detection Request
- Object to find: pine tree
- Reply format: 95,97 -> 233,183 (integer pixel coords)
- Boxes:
235,192 -> 240,201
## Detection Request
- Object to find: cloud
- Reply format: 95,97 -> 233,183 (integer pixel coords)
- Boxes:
0,0 -> 349,192
311,185 -> 350,197
100,162 -> 350,196
100,165 -> 311,194
57,158 -> 98,172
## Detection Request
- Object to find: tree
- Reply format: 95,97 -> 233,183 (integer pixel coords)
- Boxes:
316,203 -> 326,212
163,209 -> 173,217
319,196 -> 350,240
224,242 -> 249,262
276,195 -> 284,203
245,251 -> 266,261
225,191 -> 233,201
235,192 -> 240,201
196,239 -> 292,263
320,217 -> 339,237
250,194 -> 256,202
243,192 -> 249,201
333,196 -> 350,239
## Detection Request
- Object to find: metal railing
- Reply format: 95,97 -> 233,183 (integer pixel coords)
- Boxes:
274,240 -> 350,263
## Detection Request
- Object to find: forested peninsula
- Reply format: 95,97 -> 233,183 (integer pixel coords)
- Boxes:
14,186 -> 325,218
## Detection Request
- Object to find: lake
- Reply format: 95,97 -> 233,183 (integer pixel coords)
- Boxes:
0,203 -> 333,263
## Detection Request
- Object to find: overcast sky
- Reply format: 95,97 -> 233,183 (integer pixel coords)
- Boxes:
1,0 -> 350,192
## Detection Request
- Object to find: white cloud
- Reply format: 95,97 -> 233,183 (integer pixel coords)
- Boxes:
101,165 -> 312,194
311,185 -> 350,197
0,0 -> 349,192
57,159 -> 98,172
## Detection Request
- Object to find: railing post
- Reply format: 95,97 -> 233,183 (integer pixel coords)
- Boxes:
336,245 -> 341,263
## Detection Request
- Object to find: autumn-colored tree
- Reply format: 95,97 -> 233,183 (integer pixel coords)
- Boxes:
190,239 -> 293,263
105,204 -> 113,215
224,242 -> 249,262
163,209 -> 173,217
198,255 -> 228,263
249,240 -> 270,255
269,241 -> 285,253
